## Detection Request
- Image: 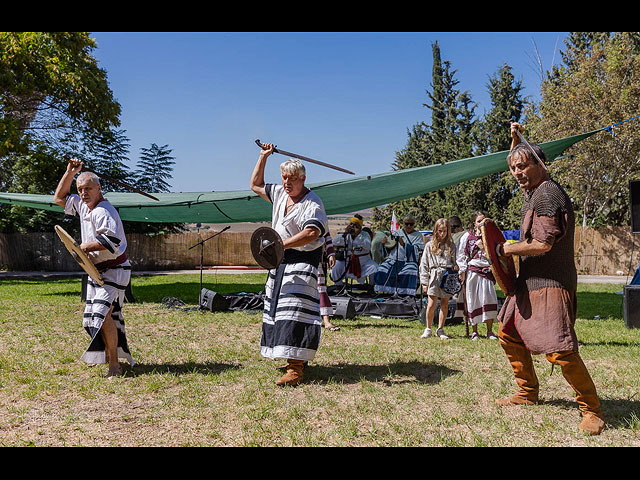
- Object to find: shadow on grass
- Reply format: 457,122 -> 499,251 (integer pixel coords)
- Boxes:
124,361 -> 242,377
127,282 -> 264,304
306,360 -> 460,385
542,397 -> 640,431
343,321 -> 416,329
27,278 -> 265,305
577,291 -> 624,320
578,339 -> 640,347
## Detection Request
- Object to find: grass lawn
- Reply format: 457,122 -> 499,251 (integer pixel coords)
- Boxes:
0,273 -> 638,446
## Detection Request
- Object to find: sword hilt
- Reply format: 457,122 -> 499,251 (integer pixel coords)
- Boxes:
255,139 -> 278,153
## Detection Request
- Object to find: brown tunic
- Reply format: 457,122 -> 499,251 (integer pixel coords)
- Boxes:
498,178 -> 579,355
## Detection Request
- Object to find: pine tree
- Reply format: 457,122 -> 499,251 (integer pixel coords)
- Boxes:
134,143 -> 175,193
479,64 -> 526,229
125,143 -> 184,234
372,41 -> 479,232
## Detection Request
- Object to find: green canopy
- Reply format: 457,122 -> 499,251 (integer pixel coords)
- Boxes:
0,129 -> 600,223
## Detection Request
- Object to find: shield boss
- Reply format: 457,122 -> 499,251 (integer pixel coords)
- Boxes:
250,227 -> 284,269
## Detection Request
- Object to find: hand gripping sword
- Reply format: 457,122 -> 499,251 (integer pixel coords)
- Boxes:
509,121 -> 548,171
255,140 -> 355,175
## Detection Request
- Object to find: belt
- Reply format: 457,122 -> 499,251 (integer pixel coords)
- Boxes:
95,253 -> 129,272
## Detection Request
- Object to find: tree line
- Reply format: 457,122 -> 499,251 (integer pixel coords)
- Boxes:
2,32 -> 640,237
372,32 -> 640,233
0,32 -> 181,236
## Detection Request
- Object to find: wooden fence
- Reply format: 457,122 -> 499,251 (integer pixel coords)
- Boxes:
1,227 -> 639,275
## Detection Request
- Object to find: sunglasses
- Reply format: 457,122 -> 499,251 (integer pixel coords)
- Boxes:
404,222 -> 414,226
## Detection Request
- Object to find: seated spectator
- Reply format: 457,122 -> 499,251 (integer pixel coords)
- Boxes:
331,215 -> 378,286
374,215 -> 424,296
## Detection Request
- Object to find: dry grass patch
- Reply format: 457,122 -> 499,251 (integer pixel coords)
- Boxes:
0,275 -> 639,446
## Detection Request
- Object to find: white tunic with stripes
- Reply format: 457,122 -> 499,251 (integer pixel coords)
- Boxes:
64,194 -> 134,365
456,231 -> 498,325
260,184 -> 328,362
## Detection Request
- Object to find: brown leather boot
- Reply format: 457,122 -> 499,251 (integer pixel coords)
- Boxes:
547,351 -> 605,435
276,359 -> 304,386
496,327 -> 539,406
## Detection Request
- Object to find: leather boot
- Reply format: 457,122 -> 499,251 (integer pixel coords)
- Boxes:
496,326 -> 539,406
276,359 -> 304,386
547,351 -> 605,435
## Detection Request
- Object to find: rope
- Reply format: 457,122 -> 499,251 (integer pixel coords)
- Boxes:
602,114 -> 640,136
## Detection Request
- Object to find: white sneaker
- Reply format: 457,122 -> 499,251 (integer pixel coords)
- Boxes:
421,327 -> 432,338
436,328 -> 449,340
471,332 -> 479,341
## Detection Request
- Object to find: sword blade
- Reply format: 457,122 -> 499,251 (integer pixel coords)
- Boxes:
516,131 -> 548,171
82,168 -> 161,201
64,154 -> 160,201
255,140 -> 355,175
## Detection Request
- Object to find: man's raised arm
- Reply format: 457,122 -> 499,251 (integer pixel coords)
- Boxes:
53,158 -> 83,207
250,143 -> 275,202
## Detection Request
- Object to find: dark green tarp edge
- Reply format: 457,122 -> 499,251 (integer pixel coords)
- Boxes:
0,129 -> 600,223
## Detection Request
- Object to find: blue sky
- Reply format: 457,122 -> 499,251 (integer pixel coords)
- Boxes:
90,32 -> 568,193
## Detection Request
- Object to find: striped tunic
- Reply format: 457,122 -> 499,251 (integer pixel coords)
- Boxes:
64,194 -> 134,365
318,233 -> 335,316
374,229 -> 423,295
456,231 -> 498,325
260,184 -> 328,362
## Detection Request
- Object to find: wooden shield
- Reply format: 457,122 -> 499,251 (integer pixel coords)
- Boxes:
250,226 -> 284,269
479,219 -> 516,297
55,225 -> 104,286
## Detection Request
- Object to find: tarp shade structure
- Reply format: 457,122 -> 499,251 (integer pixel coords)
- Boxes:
0,129 -> 600,223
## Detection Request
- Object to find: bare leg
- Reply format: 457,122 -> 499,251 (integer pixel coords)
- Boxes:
438,297 -> 448,330
100,306 -> 122,377
426,296 -> 437,329
486,318 -> 497,338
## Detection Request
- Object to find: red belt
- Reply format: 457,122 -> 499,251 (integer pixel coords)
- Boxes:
95,253 -> 128,271
347,253 -> 368,278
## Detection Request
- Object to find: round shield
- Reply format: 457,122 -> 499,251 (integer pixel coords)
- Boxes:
250,226 -> 284,269
440,270 -> 462,295
55,225 -> 104,286
384,235 -> 397,250
479,219 -> 517,296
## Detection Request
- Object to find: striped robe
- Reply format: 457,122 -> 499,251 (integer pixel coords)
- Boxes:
456,231 -> 498,325
374,229 -> 423,295
64,194 -> 134,366
318,233 -> 335,317
260,184 -> 328,362
82,268 -> 134,365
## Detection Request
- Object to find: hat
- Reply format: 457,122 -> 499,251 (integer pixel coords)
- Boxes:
349,216 -> 363,227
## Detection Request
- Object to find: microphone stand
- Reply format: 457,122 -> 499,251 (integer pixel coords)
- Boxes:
188,225 -> 230,309
335,230 -> 354,297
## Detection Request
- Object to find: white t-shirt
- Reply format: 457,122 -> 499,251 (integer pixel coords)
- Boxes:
64,194 -> 129,266
265,183 -> 328,252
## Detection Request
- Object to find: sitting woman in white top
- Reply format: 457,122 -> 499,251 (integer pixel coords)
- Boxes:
331,215 -> 378,286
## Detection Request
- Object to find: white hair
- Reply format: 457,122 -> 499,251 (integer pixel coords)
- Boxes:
280,158 -> 306,178
77,171 -> 100,186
